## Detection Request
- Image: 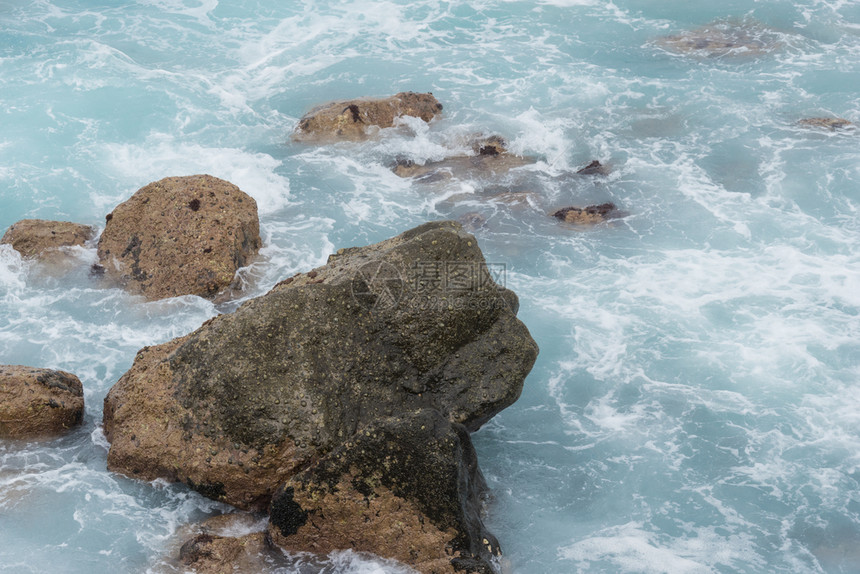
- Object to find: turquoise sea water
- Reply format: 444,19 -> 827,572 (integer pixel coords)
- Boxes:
2,1 -> 860,572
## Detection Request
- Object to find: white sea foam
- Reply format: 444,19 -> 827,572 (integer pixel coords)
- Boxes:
96,136 -> 291,215
559,522 -> 711,573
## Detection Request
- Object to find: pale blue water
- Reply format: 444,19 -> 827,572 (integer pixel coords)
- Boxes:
2,1 -> 859,573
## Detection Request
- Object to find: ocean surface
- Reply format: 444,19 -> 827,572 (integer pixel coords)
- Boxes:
2,1 -> 859,572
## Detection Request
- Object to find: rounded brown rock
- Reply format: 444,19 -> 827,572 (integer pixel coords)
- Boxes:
0,365 -> 85,439
96,174 -> 261,301
1,219 -> 94,260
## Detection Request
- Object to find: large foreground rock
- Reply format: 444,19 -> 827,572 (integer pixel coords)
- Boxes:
0,365 -> 84,439
1,219 -> 94,263
97,175 -> 261,301
294,92 -> 443,141
103,220 -> 537,571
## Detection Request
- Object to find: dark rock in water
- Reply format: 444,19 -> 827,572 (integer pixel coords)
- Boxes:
97,174 -> 261,301
294,92 -> 443,141
0,365 -> 84,439
797,118 -> 854,131
576,160 -> 610,176
473,135 -> 508,157
551,202 -> 624,225
656,19 -> 784,58
1,219 -> 94,265
103,221 -> 537,572
269,409 -> 497,574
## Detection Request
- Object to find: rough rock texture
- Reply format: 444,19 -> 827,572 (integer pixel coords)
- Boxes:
294,92 -> 443,141
1,219 -> 94,261
103,220 -> 537,571
0,365 -> 84,438
797,118 -> 854,131
269,409 -> 498,574
179,532 -> 269,574
656,19 -> 783,58
173,513 -> 275,574
97,175 -> 261,301
551,202 -> 625,225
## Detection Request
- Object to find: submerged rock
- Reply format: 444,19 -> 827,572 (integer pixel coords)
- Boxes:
458,212 -> 488,231
294,92 -> 443,141
0,365 -> 84,439
551,202 -> 625,225
797,117 -> 854,131
1,219 -> 94,264
393,136 -> 535,182
97,174 -> 261,301
656,19 -> 784,58
576,160 -> 610,176
103,220 -> 537,570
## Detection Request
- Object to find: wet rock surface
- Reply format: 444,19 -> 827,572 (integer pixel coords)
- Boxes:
96,174 -> 261,301
1,219 -> 94,262
576,160 -> 610,176
269,409 -> 497,574
551,202 -> 626,225
294,92 -> 443,141
0,365 -> 85,439
103,220 -> 537,571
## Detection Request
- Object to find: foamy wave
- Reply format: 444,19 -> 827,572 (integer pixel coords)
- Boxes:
97,136 -> 291,215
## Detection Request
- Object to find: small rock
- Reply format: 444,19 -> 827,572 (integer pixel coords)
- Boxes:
0,365 -> 84,439
551,202 -> 623,225
179,531 -> 268,573
472,135 -> 508,157
97,174 -> 261,301
294,92 -> 443,141
576,160 -> 610,176
797,118 -> 854,131
1,219 -> 94,261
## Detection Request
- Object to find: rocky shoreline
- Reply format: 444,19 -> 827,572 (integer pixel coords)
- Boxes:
1,70 -> 854,572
